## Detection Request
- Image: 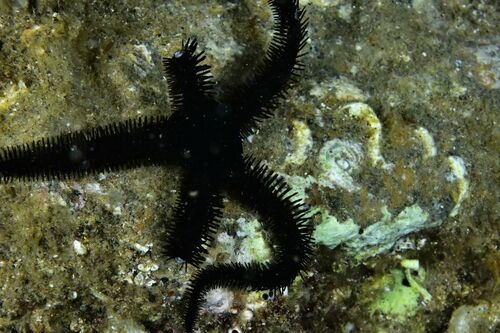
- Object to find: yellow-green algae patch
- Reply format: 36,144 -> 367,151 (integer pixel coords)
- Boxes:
312,204 -> 439,260
284,119 -> 313,166
235,218 -> 271,263
366,265 -> 430,321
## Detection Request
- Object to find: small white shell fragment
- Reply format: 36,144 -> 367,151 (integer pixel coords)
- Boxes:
84,183 -> 103,194
417,238 -> 427,249
90,287 -> 110,302
137,262 -> 159,272
144,279 -> 156,288
133,272 -> 146,286
447,156 -> 469,217
133,243 -> 151,254
240,309 -> 253,321
69,291 -> 78,299
414,127 -> 437,159
73,240 -> 87,256
112,206 -> 122,216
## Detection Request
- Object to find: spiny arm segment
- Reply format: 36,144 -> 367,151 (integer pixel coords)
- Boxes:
226,0 -> 308,136
161,168 -> 224,267
0,116 -> 174,182
182,156 -> 313,332
163,38 -> 215,112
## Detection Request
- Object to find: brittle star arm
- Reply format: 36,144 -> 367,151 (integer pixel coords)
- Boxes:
223,0 -> 308,135
160,39 -> 228,267
163,38 -> 214,113
161,166 -> 224,267
0,116 -> 177,182
182,157 -> 313,332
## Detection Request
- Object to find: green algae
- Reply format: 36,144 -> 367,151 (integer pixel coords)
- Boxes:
313,204 -> 439,260
346,204 -> 436,258
367,265 -> 431,322
313,208 -> 359,248
235,218 -> 271,263
369,269 -> 421,320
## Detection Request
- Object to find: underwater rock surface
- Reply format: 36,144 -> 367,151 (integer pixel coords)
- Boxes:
0,0 -> 498,332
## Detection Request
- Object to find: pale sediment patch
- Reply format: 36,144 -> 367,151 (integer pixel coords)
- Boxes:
447,156 -> 469,217
414,127 -> 437,159
284,120 -> 313,166
342,102 -> 392,170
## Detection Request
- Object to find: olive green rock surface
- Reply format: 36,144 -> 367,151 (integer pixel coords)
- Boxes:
0,0 -> 498,332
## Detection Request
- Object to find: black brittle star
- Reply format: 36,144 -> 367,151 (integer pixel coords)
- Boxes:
0,0 -> 312,331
